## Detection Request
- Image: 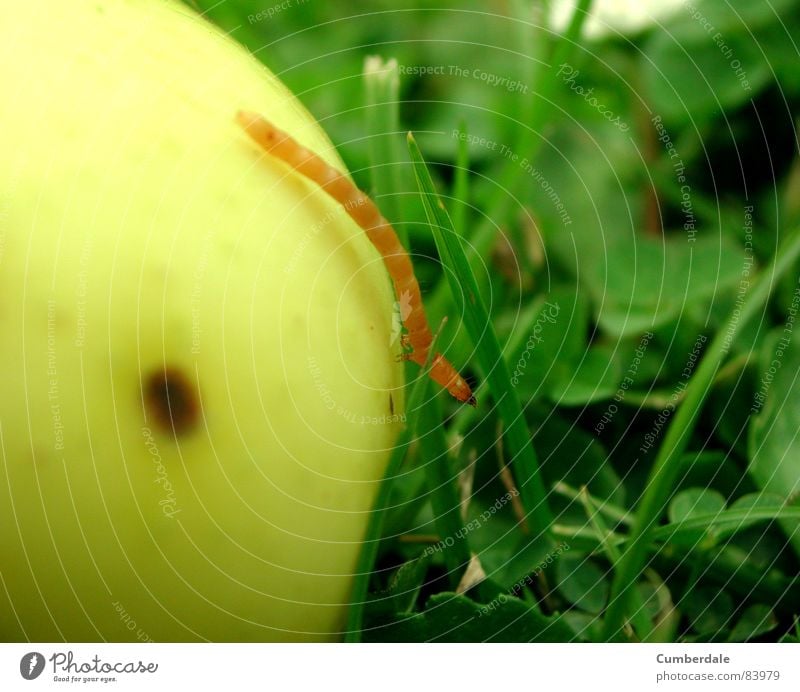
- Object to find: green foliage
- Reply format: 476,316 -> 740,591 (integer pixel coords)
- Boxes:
364,592 -> 576,642
749,330 -> 800,553
193,0 -> 800,643
555,553 -> 609,615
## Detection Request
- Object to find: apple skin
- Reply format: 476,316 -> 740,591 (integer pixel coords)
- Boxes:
0,0 -> 403,642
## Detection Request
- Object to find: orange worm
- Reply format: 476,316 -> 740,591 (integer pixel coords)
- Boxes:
236,110 -> 476,406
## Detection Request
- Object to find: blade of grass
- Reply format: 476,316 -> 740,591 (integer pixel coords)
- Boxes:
363,56 -> 406,246
555,481 -> 633,527
601,226 -> 800,641
408,133 -> 554,536
579,487 -> 653,640
418,392 -> 472,586
579,489 -> 626,564
363,55 -> 418,399
450,119 -> 471,239
556,506 -> 800,549
650,506 -> 800,542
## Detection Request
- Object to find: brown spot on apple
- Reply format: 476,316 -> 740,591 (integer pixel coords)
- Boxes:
144,367 -> 198,435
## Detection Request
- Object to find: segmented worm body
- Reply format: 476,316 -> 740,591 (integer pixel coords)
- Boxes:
237,110 -> 475,406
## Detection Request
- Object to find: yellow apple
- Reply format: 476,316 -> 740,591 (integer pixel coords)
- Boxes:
0,0 -> 403,642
